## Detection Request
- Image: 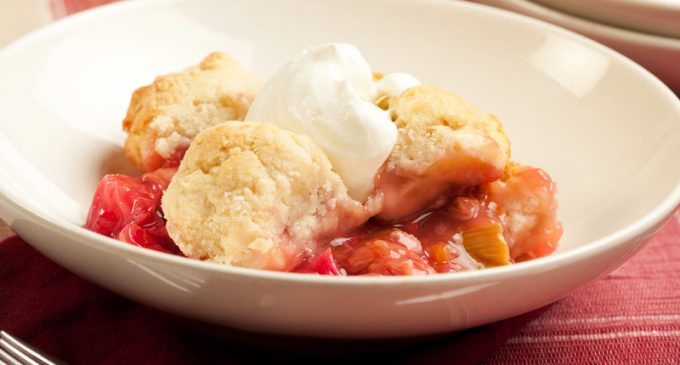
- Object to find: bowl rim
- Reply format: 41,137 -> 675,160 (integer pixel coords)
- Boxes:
1,0 -> 680,286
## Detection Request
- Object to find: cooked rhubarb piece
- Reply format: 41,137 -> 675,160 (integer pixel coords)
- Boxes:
422,241 -> 476,273
293,248 -> 341,275
461,222 -> 510,267
400,197 -> 501,271
117,222 -> 179,255
332,229 -> 436,275
85,168 -> 181,254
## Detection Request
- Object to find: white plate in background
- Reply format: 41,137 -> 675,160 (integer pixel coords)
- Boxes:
472,0 -> 680,92
534,0 -> 680,39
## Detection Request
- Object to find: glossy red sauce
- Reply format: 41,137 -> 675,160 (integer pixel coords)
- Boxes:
86,158 -> 561,275
140,140 -> 188,172
311,194 -> 508,275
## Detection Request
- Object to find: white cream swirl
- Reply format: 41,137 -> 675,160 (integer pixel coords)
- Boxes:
246,43 -> 419,201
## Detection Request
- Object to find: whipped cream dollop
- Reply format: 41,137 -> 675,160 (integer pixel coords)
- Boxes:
376,72 -> 421,99
245,43 -> 420,201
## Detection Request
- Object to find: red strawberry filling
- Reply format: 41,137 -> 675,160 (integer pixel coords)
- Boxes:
293,248 -> 342,275
85,167 -> 181,255
85,161 -> 560,275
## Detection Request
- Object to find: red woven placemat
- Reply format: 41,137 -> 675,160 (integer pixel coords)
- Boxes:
484,215 -> 680,364
2,218 -> 677,364
0,234 -> 544,364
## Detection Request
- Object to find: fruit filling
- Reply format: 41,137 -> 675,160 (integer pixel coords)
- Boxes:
86,162 -> 560,275
85,167 -> 181,255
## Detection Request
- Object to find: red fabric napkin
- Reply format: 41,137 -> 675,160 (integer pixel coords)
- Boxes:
0,235 -> 543,364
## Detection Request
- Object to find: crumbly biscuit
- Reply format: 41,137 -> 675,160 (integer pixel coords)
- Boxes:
377,84 -> 511,220
161,121 -> 375,270
123,52 -> 263,172
387,84 -> 510,175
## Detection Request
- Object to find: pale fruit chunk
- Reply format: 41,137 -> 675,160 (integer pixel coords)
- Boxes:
482,163 -> 562,261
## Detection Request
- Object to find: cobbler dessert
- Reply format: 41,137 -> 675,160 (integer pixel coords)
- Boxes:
86,43 -> 562,275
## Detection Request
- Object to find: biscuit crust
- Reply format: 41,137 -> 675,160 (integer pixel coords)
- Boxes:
123,52 -> 263,171
161,121 -> 374,270
377,84 -> 511,220
387,84 -> 510,175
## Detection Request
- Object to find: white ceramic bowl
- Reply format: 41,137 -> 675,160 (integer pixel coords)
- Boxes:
471,0 -> 680,93
1,0 -> 680,339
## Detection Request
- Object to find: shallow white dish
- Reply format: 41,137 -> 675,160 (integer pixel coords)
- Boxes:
534,0 -> 680,39
1,0 -> 680,339
472,0 -> 680,92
